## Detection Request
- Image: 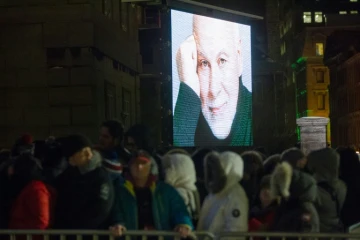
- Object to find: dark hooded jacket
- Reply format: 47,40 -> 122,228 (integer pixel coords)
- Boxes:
307,148 -> 346,232
54,151 -> 114,229
337,147 -> 360,228
270,162 -> 319,233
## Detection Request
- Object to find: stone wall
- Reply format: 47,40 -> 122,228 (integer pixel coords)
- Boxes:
297,117 -> 329,155
0,0 -> 141,147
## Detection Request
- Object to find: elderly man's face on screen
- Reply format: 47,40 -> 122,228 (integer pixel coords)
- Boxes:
193,15 -> 242,139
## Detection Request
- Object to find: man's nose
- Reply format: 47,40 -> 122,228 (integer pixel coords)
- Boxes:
209,66 -> 222,99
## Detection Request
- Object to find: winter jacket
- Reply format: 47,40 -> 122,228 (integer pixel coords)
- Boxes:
249,202 -> 277,232
54,151 -> 114,229
197,152 -> 249,235
307,148 -> 347,232
270,162 -> 319,234
9,180 -> 56,229
162,153 -> 200,223
111,179 -> 193,231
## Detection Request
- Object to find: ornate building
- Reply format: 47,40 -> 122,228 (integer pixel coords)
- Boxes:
324,30 -> 360,148
268,0 -> 360,145
0,0 -> 142,147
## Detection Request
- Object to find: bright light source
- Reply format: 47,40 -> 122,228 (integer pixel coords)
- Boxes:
315,12 -> 323,22
303,12 -> 312,23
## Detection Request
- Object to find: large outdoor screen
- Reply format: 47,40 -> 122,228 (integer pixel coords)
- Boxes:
171,9 -> 253,147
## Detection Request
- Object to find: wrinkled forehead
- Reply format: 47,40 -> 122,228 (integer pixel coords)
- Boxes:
193,15 -> 239,41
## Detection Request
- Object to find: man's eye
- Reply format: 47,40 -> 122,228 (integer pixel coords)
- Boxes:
200,60 -> 209,68
219,58 -> 227,65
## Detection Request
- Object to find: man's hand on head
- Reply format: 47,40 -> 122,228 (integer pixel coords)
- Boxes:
176,35 -> 200,97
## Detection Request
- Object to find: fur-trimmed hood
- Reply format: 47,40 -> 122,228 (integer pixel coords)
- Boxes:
162,153 -> 198,218
307,148 -> 340,185
204,151 -> 244,195
271,162 -> 317,203
162,153 -> 197,191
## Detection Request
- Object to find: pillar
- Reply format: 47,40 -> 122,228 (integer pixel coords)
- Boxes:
296,117 -> 329,155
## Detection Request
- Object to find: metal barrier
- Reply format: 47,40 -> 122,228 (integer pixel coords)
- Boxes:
2,231 -> 360,240
0,230 -> 215,240
217,232 -> 360,240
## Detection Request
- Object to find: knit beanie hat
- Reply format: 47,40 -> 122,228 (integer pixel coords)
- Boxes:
61,134 -> 92,159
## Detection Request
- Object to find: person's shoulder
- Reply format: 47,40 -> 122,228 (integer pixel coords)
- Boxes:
94,166 -> 113,182
27,180 -> 48,191
334,179 -> 347,194
156,181 -> 179,194
227,185 -> 249,205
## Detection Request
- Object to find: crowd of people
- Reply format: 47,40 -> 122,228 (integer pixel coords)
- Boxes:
0,120 -> 360,237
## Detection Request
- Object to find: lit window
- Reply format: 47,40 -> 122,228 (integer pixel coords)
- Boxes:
339,11 -> 347,14
350,0 -> 358,2
303,12 -> 312,23
316,70 -> 325,83
315,12 -> 323,23
317,94 -> 326,110
351,10 -> 358,14
316,43 -> 324,56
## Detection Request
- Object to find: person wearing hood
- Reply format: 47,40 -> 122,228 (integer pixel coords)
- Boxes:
162,151 -> 201,225
110,150 -> 193,238
337,147 -> 360,228
307,148 -> 346,232
197,151 -> 249,234
54,134 -> 114,229
241,151 -> 264,208
270,162 -> 319,233
192,148 -> 212,205
281,148 -> 307,170
8,154 -> 56,230
263,154 -> 281,176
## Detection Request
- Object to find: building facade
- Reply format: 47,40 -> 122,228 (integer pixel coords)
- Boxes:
270,0 -> 360,145
0,0 -> 142,147
324,30 -> 360,148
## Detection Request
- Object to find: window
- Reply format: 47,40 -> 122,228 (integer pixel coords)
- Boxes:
351,10 -> 358,14
317,94 -> 326,110
339,11 -> 347,14
122,88 -> 132,129
350,0 -> 358,2
120,3 -> 129,31
315,12 -> 323,23
316,43 -> 324,56
316,70 -> 325,83
303,12 -> 312,23
102,0 -> 113,19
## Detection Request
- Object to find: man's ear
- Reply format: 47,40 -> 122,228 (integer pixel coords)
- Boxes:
237,39 -> 243,78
